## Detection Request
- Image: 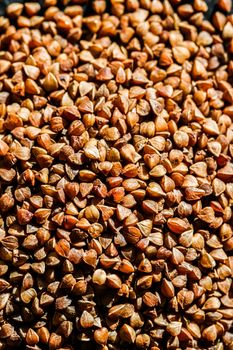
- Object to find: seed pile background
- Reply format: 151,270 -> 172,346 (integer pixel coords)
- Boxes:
0,0 -> 232,349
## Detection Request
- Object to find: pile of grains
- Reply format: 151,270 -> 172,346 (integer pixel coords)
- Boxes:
0,0 -> 232,349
